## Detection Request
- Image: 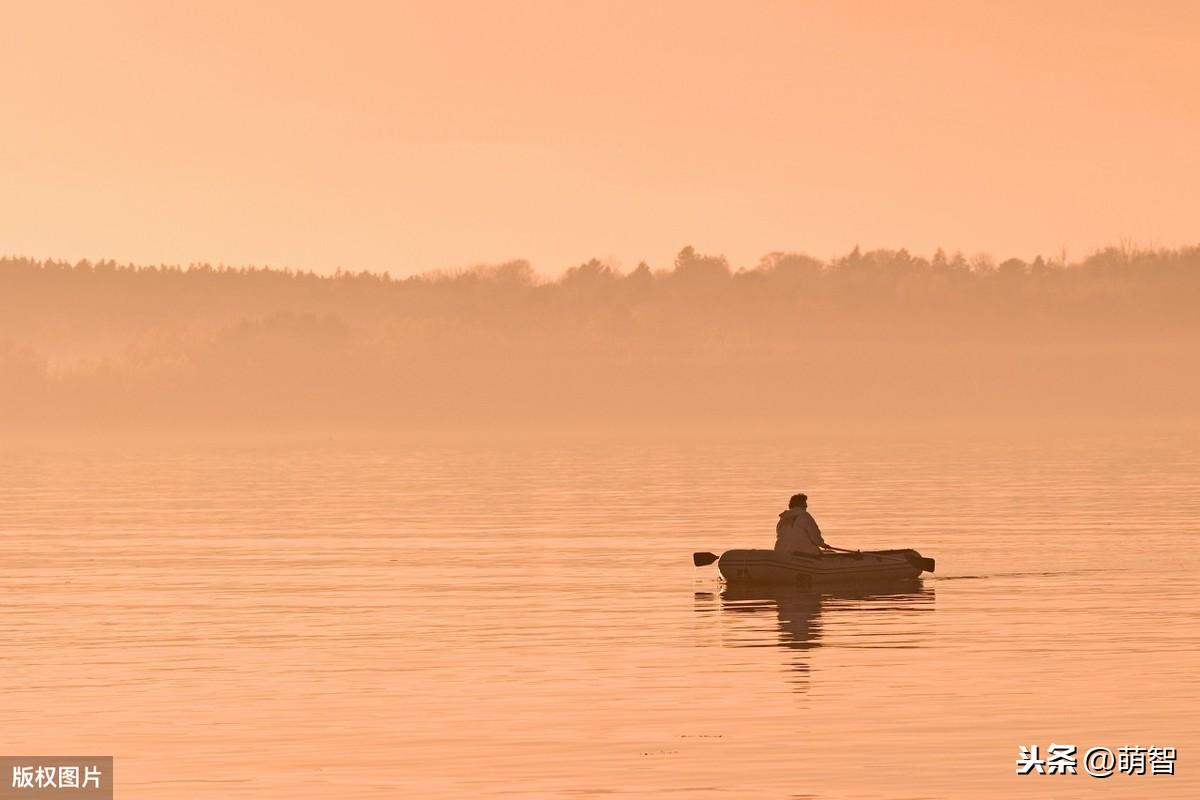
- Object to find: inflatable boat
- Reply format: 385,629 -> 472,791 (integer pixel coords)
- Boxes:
693,548 -> 935,586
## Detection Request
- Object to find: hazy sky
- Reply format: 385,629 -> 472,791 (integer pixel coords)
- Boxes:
3,1 -> 1197,275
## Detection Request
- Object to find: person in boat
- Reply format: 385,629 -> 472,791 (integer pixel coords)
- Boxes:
775,493 -> 829,556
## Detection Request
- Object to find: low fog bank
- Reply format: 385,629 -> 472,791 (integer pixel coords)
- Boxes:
3,245 -> 1198,431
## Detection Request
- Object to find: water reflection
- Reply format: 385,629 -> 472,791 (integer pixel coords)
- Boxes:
697,581 -> 935,692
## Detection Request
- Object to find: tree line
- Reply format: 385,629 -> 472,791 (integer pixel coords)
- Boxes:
2,244 -> 1197,428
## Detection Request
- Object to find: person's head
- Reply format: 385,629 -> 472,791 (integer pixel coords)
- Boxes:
789,493 -> 808,510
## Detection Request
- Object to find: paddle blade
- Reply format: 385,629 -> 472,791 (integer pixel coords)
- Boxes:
903,551 -> 937,573
693,551 -> 719,567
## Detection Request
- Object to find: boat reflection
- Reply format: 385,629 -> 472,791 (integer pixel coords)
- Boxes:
696,580 -> 935,692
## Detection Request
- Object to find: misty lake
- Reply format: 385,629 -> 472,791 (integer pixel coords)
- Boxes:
2,429 -> 1197,798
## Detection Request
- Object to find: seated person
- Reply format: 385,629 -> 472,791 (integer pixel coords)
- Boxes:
774,492 -> 828,556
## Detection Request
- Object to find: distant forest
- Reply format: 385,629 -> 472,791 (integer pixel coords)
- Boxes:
3,245 -> 1198,429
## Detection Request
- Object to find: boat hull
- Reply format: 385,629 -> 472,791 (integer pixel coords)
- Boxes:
718,548 -> 930,586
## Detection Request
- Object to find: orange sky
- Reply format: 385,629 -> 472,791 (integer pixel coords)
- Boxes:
3,1 -> 1197,275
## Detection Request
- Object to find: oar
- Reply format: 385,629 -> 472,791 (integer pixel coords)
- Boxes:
825,545 -> 896,560
693,551 -> 719,567
825,545 -> 935,572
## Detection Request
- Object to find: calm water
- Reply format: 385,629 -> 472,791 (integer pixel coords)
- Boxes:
2,431 -> 1198,798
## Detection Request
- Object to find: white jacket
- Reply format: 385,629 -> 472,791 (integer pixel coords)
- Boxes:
774,508 -> 826,556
